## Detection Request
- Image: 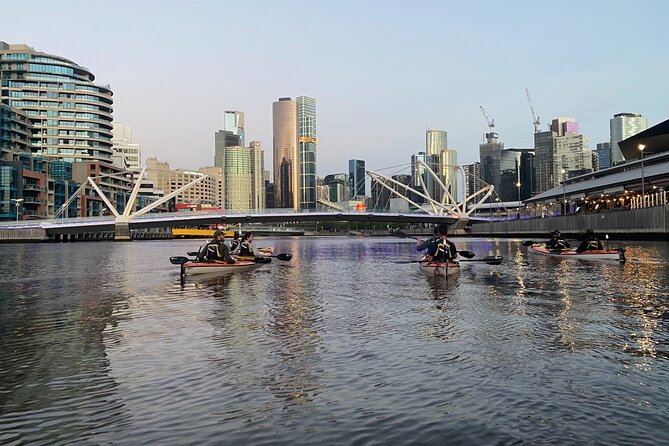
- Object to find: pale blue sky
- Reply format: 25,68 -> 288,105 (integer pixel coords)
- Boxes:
3,0 -> 668,177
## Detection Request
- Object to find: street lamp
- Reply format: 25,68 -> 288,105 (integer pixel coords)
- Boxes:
11,198 -> 24,222
639,144 -> 646,207
561,168 -> 567,214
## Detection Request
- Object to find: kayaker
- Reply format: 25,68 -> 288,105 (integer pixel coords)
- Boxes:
416,226 -> 439,251
229,231 -> 241,252
202,230 -> 236,263
545,230 -> 570,250
233,231 -> 262,257
426,224 -> 457,262
575,229 -> 603,253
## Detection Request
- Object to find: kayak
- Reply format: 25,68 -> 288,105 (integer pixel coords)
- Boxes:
418,256 -> 461,278
182,260 -> 262,276
529,244 -> 626,262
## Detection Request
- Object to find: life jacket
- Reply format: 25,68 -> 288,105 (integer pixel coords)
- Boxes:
432,239 -> 454,262
205,241 -> 224,261
584,239 -> 602,251
237,241 -> 253,257
230,239 -> 240,251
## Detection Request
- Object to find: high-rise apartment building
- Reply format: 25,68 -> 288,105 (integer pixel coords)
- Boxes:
610,113 -> 647,165
145,157 -> 218,206
297,96 -> 317,209
272,98 -> 298,209
0,42 -> 114,164
111,123 -> 141,170
348,159 -> 366,198
220,141 -> 264,211
535,117 -> 592,192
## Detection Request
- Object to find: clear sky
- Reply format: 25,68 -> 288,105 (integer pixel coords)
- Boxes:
3,0 -> 668,177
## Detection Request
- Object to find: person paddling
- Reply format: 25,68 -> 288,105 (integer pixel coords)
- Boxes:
426,223 -> 458,262
199,230 -> 235,263
229,231 -> 241,252
233,231 -> 263,257
416,226 -> 439,252
576,229 -> 603,253
545,230 -> 570,251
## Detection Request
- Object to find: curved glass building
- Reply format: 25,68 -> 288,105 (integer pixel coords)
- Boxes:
0,42 -> 114,164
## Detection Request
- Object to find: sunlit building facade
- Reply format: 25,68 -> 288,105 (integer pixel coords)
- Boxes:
272,98 -> 298,209
297,96 -> 317,210
0,41 -> 114,164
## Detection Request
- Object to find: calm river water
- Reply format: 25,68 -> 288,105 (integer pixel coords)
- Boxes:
0,237 -> 668,445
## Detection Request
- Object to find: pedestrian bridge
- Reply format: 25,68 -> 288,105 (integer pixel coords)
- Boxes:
1,209 -> 481,238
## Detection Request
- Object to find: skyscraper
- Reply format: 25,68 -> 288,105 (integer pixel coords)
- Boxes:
297,96 -> 317,209
426,130 -> 447,199
0,42 -> 114,164
479,131 -> 503,192
610,113 -> 647,165
221,141 -> 264,211
223,110 -> 245,146
272,98 -> 298,209
215,111 -> 245,167
535,117 -> 592,192
596,142 -> 611,170
349,159 -> 366,198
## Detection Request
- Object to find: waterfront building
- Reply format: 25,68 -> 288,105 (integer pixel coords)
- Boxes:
535,117 -> 592,192
596,142 -> 611,170
323,173 -> 349,203
349,159 -> 366,198
264,170 -> 275,209
610,113 -> 647,165
220,141 -> 264,211
297,96 -> 317,210
0,42 -> 114,164
272,98 -> 298,210
145,157 -> 217,206
199,166 -> 224,209
479,131 -> 503,193
111,123 -> 141,170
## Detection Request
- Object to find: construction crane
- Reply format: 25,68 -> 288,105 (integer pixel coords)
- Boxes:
525,88 -> 540,133
480,105 -> 495,133
480,106 -> 497,142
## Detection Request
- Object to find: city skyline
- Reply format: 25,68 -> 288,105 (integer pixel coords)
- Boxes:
2,0 -> 668,176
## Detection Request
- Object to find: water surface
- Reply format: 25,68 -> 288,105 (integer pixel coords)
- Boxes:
0,237 -> 667,445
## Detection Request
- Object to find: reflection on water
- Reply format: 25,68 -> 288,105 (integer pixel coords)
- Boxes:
0,238 -> 668,445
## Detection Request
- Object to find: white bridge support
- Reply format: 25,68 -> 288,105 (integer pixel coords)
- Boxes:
49,167 -> 210,241
366,160 -> 496,224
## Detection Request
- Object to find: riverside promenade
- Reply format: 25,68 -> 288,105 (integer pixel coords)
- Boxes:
468,205 -> 669,240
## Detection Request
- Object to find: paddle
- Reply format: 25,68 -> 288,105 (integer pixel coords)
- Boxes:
391,230 -> 475,259
270,253 -> 293,261
521,240 -> 537,246
394,255 -> 503,265
170,256 -> 190,265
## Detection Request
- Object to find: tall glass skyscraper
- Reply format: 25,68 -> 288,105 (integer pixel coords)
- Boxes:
0,41 -> 114,163
272,98 -> 298,209
610,113 -> 647,165
349,159 -> 366,198
297,96 -> 317,209
223,110 -> 245,147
